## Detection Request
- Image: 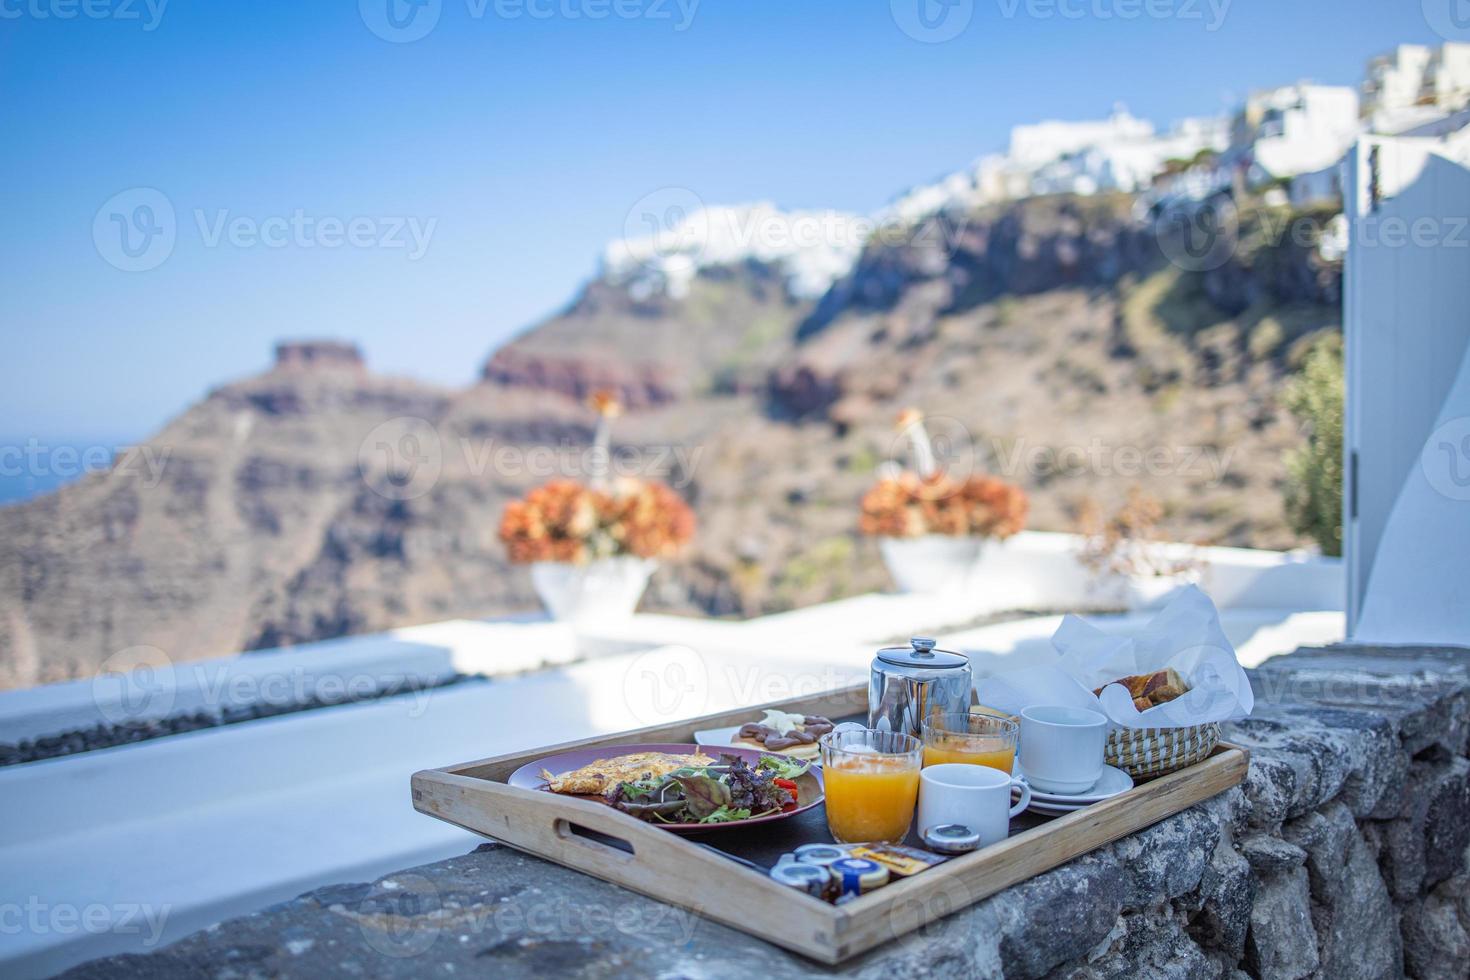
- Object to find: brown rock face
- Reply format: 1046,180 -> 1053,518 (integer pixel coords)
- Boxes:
273,340 -> 365,373
0,193 -> 1344,690
481,348 -> 678,409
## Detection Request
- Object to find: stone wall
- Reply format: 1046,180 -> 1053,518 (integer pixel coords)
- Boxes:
58,644 -> 1470,980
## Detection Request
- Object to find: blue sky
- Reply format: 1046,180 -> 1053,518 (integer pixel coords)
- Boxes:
0,0 -> 1444,446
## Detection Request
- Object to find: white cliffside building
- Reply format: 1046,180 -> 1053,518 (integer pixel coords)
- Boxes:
1364,43 -> 1470,136
883,107 -> 1228,222
1234,83 -> 1361,181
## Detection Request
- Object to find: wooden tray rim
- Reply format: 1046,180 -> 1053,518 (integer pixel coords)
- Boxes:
410,683 -> 1249,964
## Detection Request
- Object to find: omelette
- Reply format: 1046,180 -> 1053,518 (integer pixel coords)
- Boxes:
539,751 -> 715,796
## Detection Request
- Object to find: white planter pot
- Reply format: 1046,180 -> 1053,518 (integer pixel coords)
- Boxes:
530,557 -> 657,625
879,535 -> 986,595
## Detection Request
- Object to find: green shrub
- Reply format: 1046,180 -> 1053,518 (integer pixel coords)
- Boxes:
1283,336 -> 1343,555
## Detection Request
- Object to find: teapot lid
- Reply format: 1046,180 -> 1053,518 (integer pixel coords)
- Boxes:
876,637 -> 968,670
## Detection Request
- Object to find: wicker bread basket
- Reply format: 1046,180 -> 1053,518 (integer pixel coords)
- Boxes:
1105,722 -> 1220,780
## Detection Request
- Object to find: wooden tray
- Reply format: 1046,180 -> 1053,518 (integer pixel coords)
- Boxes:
411,684 -> 1248,964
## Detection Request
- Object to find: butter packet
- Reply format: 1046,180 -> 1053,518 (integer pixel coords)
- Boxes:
846,843 -> 950,877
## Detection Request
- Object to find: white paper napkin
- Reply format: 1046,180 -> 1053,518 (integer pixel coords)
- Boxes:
976,586 -> 1253,728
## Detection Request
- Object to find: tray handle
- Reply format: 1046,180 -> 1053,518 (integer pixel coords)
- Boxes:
411,770 -> 729,875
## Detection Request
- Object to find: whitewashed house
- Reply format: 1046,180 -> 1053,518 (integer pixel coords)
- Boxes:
1343,124 -> 1470,642
1235,83 -> 1361,181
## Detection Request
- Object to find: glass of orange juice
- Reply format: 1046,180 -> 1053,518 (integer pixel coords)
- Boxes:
921,712 -> 1019,774
819,729 -> 922,845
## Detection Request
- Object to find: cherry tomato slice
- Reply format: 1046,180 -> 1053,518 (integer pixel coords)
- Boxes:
774,777 -> 799,811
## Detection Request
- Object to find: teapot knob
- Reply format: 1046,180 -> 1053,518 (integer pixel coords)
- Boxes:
910,637 -> 936,655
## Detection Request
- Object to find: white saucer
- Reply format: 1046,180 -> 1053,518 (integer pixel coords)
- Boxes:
1027,765 -> 1133,803
1028,799 -> 1086,816
1010,764 -> 1133,804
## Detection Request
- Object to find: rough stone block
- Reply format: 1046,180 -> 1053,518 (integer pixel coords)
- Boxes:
990,853 -> 1125,980
1376,756 -> 1470,902
1245,865 -> 1319,980
1190,838 -> 1253,961
1286,803 -> 1402,980
1239,834 -> 1307,876
1045,905 -> 1218,980
1110,808 -> 1219,908
1400,873 -> 1470,980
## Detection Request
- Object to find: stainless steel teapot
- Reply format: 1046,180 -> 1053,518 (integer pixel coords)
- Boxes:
867,636 -> 973,737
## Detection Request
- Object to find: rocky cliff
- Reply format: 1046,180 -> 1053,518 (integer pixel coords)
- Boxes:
0,194 -> 1342,688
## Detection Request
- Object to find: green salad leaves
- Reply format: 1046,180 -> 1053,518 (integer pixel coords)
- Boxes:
603,753 -> 810,825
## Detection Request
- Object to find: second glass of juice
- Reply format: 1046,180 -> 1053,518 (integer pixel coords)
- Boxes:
819,729 -> 922,845
921,712 -> 1019,773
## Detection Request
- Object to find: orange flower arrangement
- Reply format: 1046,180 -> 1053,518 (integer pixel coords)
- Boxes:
500,478 -> 695,565
859,407 -> 1028,539
860,472 -> 1028,540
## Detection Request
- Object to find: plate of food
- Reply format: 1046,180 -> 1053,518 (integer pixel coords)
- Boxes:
693,709 -> 836,760
508,742 -> 825,833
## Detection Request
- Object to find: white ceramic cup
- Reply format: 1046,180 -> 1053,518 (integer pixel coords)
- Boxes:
917,763 -> 1031,847
1019,705 -> 1109,794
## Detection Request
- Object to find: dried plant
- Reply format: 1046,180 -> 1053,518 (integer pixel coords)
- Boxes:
500,390 -> 694,563
860,472 -> 1028,539
500,477 -> 695,564
1076,488 -> 1200,579
860,407 -> 1028,539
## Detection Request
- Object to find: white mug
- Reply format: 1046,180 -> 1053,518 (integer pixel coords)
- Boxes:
917,763 -> 1031,847
1019,705 -> 1108,794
